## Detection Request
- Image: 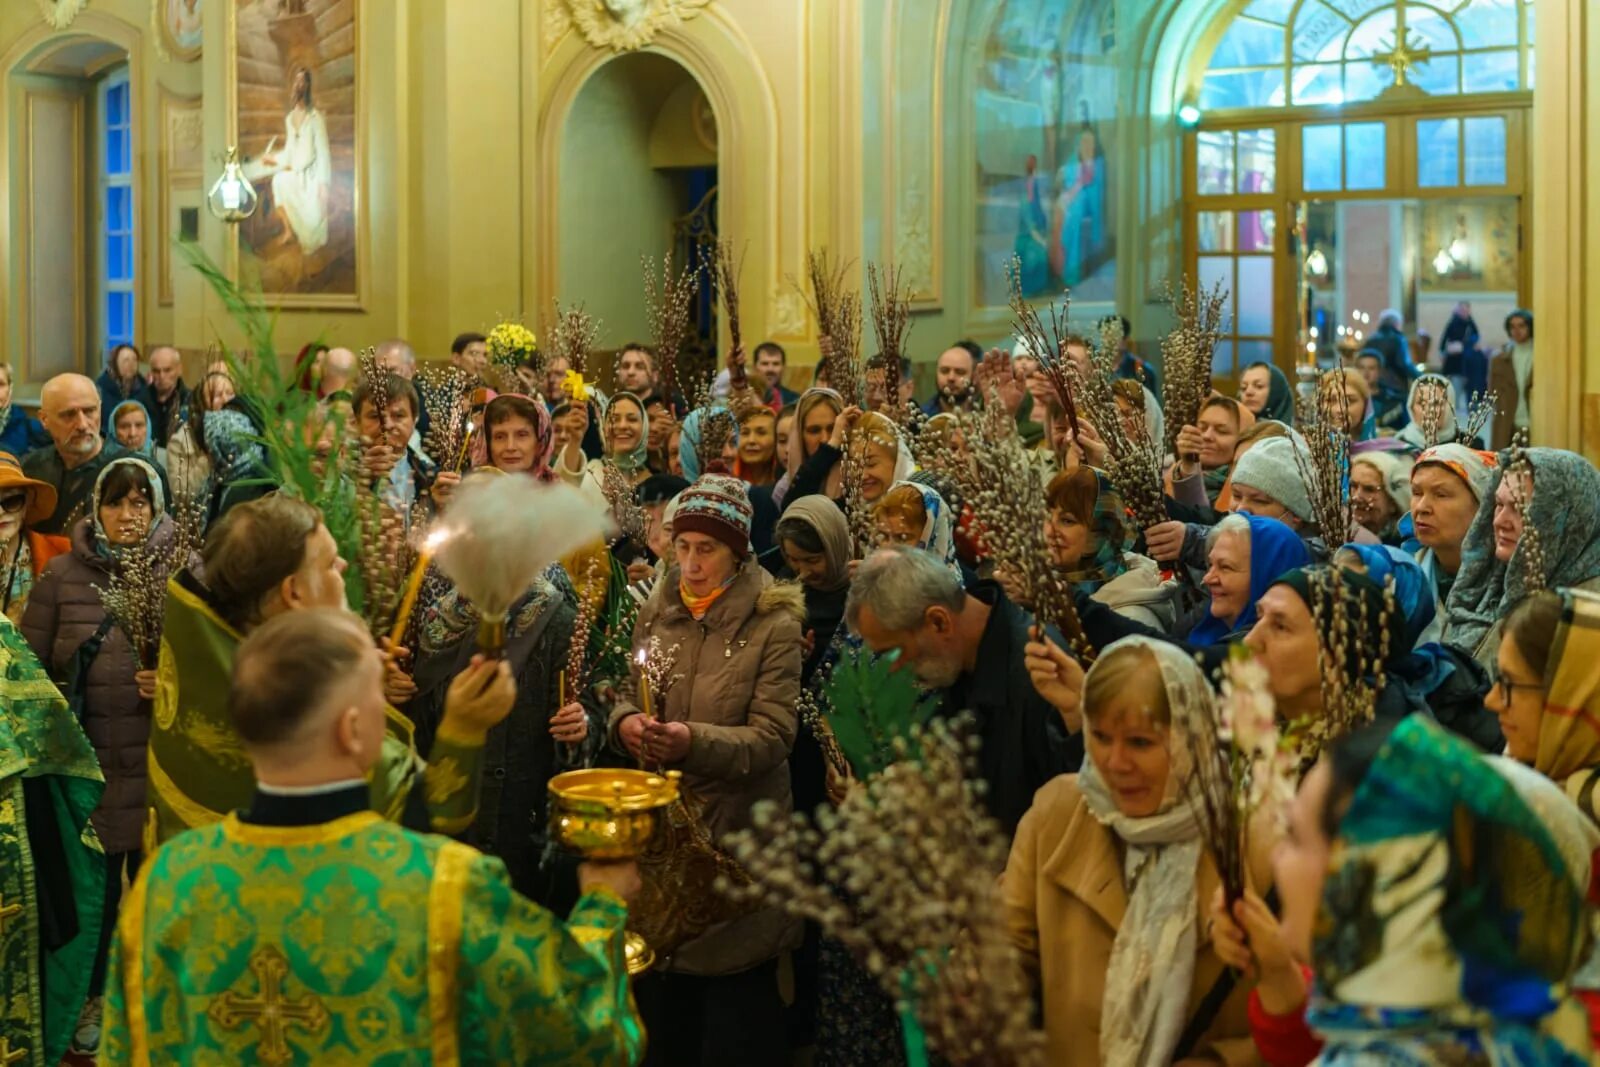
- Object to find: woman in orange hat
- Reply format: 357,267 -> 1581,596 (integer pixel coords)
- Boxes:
0,452 -> 68,623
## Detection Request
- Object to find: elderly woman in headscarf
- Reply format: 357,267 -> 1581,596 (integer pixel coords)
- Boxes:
1238,360 -> 1296,425
1188,513 -> 1311,647
1333,543 -> 1500,751
109,398 -> 155,459
1042,467 -> 1180,630
1347,451 -> 1411,545
775,387 -> 844,509
471,393 -> 557,480
1001,635 -> 1268,1066
1244,565 -> 1412,738
21,456 -> 186,1012
1443,447 -> 1600,667
870,479 -> 964,581
1250,716 -> 1597,1064
1408,443 -> 1498,645
1395,373 -> 1481,453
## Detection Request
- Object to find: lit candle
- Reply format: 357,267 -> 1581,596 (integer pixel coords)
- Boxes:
388,529 -> 447,647
635,647 -> 654,721
454,419 -> 476,473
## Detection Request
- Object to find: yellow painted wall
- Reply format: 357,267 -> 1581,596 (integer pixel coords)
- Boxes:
0,0 -> 199,392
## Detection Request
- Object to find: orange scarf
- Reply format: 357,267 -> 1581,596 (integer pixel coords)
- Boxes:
680,579 -> 732,620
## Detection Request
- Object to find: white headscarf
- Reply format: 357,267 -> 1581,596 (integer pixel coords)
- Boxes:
1077,636 -> 1212,1067
1396,374 -> 1461,451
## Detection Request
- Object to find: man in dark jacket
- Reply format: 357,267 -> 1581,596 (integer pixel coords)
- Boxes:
1367,309 -> 1422,393
846,545 -> 1075,837
24,373 -> 168,536
131,345 -> 191,450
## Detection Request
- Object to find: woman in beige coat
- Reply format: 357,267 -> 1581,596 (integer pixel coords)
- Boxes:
1004,635 -> 1265,1067
607,473 -> 804,1065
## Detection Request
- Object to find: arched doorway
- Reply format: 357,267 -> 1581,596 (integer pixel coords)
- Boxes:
556,52 -> 718,354
1178,0 -> 1533,396
2,22 -> 137,389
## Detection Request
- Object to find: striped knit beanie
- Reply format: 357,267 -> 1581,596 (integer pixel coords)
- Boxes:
670,474 -> 753,558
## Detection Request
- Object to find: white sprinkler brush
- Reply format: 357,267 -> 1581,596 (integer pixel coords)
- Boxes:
431,474 -> 613,657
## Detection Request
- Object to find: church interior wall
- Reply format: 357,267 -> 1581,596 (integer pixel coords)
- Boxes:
0,0 -> 1590,454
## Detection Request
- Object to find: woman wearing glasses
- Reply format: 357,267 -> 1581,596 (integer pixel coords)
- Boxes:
0,453 -> 69,624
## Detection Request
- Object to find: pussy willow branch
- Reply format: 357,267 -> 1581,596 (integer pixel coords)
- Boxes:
1294,379 -> 1354,542
1160,278 -> 1227,460
947,392 -> 1093,659
417,366 -> 472,465
1506,442 -> 1547,595
356,346 -> 390,432
1005,257 -> 1082,441
642,251 -> 700,403
707,240 -> 747,377
550,302 -> 601,378
1465,388 -> 1499,444
1060,324 -> 1166,534
721,719 -> 1047,1067
867,262 -> 915,395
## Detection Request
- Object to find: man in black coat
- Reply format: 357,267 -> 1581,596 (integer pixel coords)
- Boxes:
845,544 -> 1076,837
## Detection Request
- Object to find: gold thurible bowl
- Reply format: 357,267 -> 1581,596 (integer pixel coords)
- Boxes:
548,768 -> 681,859
549,768 -> 682,977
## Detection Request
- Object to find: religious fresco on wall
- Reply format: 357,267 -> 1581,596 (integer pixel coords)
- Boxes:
974,0 -> 1119,308
233,0 -> 360,308
1419,199 -> 1518,292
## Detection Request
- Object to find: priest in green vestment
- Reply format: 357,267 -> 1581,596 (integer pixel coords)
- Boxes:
0,615 -> 107,1067
145,494 -> 494,849
104,608 -> 645,1065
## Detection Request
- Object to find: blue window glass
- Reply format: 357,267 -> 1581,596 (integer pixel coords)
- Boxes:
1202,0 -> 1530,109
1302,124 -> 1344,192
1236,256 -> 1274,335
1211,339 -> 1236,378
1344,122 -> 1387,190
1463,116 -> 1508,185
1417,118 -> 1460,187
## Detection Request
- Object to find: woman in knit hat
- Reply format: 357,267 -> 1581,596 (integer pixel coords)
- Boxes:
607,472 -> 805,1063
1408,443 -> 1497,646
1348,451 -> 1412,545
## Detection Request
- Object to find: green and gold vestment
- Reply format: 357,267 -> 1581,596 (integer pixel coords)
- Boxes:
101,810 -> 645,1064
0,615 -> 105,1067
146,575 -> 483,847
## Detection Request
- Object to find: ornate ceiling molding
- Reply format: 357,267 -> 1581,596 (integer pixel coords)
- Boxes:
554,0 -> 714,54
35,0 -> 87,30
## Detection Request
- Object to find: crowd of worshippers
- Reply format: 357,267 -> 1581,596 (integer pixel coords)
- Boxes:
9,302 -> 1600,1067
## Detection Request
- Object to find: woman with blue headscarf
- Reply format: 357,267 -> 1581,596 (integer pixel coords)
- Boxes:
1334,542 -> 1500,751
1187,513 -> 1311,646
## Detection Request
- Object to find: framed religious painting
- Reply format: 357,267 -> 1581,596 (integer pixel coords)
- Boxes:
157,0 -> 203,62
972,0 -> 1121,311
228,0 -> 363,309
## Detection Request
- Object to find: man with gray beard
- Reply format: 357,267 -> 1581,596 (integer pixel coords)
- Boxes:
845,544 -> 1076,837
23,373 -> 168,535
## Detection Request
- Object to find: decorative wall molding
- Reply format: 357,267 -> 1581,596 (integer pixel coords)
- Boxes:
556,0 -> 713,54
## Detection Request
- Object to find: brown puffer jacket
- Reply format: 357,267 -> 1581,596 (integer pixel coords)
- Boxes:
21,514 -> 174,854
608,564 -> 805,976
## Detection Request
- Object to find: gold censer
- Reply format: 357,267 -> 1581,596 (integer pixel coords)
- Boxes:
548,767 -> 681,976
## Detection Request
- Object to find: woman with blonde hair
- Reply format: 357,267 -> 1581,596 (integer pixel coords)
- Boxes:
1004,636 -> 1265,1066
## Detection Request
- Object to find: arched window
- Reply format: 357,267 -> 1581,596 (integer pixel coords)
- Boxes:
1199,0 -> 1534,111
